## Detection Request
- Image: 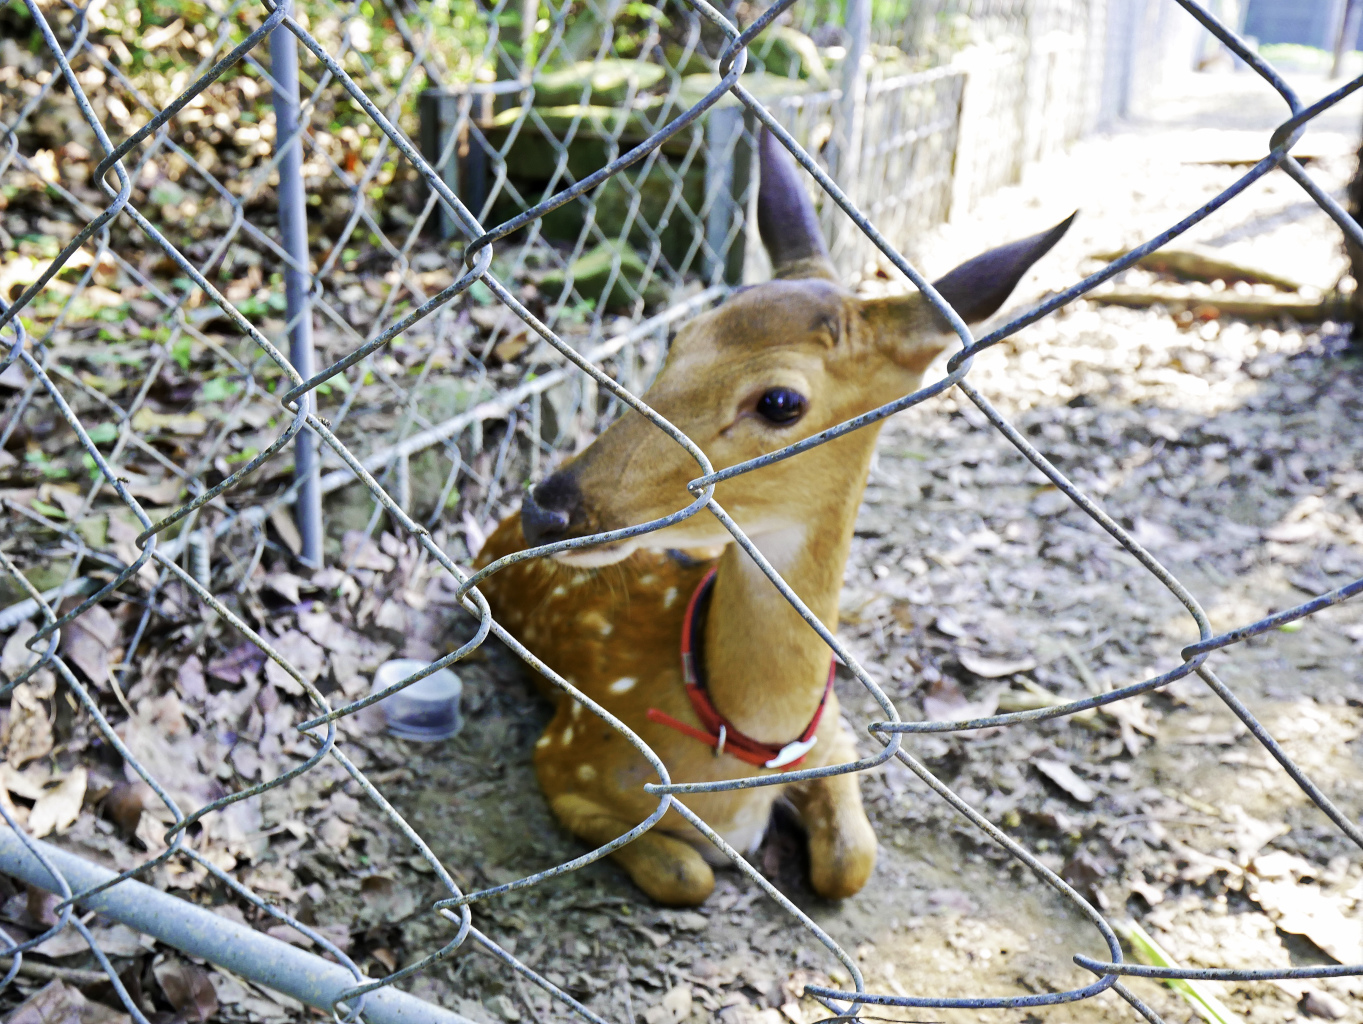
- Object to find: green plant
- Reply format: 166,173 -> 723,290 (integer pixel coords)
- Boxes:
1117,919 -> 1244,1024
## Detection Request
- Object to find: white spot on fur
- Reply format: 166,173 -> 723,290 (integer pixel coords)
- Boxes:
551,585 -> 567,597
577,764 -> 597,782
536,735 -> 551,748
639,575 -> 656,586
561,727 -> 574,745
599,622 -> 613,636
609,677 -> 636,694
571,702 -> 582,719
662,587 -> 678,609
720,805 -> 770,857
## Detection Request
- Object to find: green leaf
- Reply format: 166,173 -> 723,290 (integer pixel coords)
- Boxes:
200,377 -> 242,402
86,422 -> 118,444
170,334 -> 193,371
1117,920 -> 1244,1024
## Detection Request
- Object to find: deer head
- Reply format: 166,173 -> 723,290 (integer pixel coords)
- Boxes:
522,129 -> 1073,564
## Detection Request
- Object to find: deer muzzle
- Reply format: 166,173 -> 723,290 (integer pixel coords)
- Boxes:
521,471 -> 581,545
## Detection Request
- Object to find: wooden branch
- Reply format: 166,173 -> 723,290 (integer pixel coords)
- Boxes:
1087,289 -> 1347,323
1089,248 -> 1302,291
0,956 -> 116,987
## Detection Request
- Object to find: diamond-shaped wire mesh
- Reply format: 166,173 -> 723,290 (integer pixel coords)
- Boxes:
2,0 -> 1362,1020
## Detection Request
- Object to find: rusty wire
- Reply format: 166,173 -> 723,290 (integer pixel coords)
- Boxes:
1,0 -> 1362,1021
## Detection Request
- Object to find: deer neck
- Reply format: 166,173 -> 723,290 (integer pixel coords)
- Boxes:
700,431 -> 879,745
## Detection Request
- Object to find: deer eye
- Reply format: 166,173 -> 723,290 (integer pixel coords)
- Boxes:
755,387 -> 807,425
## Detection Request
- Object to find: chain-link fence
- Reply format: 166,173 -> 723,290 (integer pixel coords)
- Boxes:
2,0 -> 1362,1020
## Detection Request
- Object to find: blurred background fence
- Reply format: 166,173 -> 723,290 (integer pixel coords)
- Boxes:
0,0 -> 1198,587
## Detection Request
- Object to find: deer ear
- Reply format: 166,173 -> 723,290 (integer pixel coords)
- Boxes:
864,213 -> 1075,370
757,128 -> 837,282
862,292 -> 950,372
930,212 -> 1076,324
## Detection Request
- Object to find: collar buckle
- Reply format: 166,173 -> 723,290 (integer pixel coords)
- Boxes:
764,736 -> 818,769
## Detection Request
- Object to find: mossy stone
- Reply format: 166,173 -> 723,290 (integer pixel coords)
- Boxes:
539,240 -> 667,311
530,60 -> 668,108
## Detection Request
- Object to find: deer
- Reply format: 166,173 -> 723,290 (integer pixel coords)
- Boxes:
471,127 -> 1073,906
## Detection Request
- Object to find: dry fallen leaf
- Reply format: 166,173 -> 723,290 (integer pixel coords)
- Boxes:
957,651 -> 1037,678
318,816 -> 352,851
154,957 -> 220,1023
99,781 -> 147,835
58,603 -> 119,687
1249,878 -> 1363,964
1250,850 -> 1316,880
1034,759 -> 1096,803
922,678 -> 999,723
1,763 -> 48,800
341,530 -> 397,572
120,472 -> 184,505
5,680 -> 55,768
1299,990 -> 1349,1020
643,984 -> 693,1024
206,643 -> 266,683
297,608 -> 359,654
35,921 -> 151,958
371,946 -> 398,972
130,407 -> 207,436
633,924 -> 670,948
262,630 -> 325,696
28,767 -> 87,838
933,613 -> 968,638
177,654 -> 208,701
6,979 -> 130,1024
492,330 -> 530,363
2,620 -> 42,678
1262,521 -> 1317,543
264,571 -> 309,605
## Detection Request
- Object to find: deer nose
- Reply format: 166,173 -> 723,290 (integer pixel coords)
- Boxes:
521,472 -> 580,545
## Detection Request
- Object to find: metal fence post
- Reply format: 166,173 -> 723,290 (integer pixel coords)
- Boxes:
1334,0 -> 1363,78
0,831 -> 475,1024
831,0 -> 870,275
270,22 -> 323,568
704,105 -> 752,286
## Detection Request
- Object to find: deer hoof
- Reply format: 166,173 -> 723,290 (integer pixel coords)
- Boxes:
807,816 -> 877,900
614,832 -> 715,906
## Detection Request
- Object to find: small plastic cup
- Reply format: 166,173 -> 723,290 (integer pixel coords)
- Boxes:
369,659 -> 463,742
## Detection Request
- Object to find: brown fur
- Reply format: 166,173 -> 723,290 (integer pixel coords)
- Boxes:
469,142 -> 1071,904
471,279 -> 949,905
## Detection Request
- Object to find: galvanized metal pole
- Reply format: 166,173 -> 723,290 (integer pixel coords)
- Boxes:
838,0 -> 870,173
0,829 -> 475,1024
270,23 -> 323,568
832,0 -> 870,274
1334,0 -> 1363,78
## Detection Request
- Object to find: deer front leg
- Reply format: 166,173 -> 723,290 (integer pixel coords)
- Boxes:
786,723 -> 877,899
549,793 -> 715,906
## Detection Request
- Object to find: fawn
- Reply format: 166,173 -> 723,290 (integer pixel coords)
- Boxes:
473,128 -> 1072,905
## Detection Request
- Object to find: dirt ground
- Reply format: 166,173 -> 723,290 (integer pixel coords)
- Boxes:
5,66 -> 1363,1024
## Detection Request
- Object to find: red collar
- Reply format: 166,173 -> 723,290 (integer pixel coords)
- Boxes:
646,568 -> 834,769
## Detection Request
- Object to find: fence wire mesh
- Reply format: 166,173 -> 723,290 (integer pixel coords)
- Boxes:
1,0 -> 1361,1020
